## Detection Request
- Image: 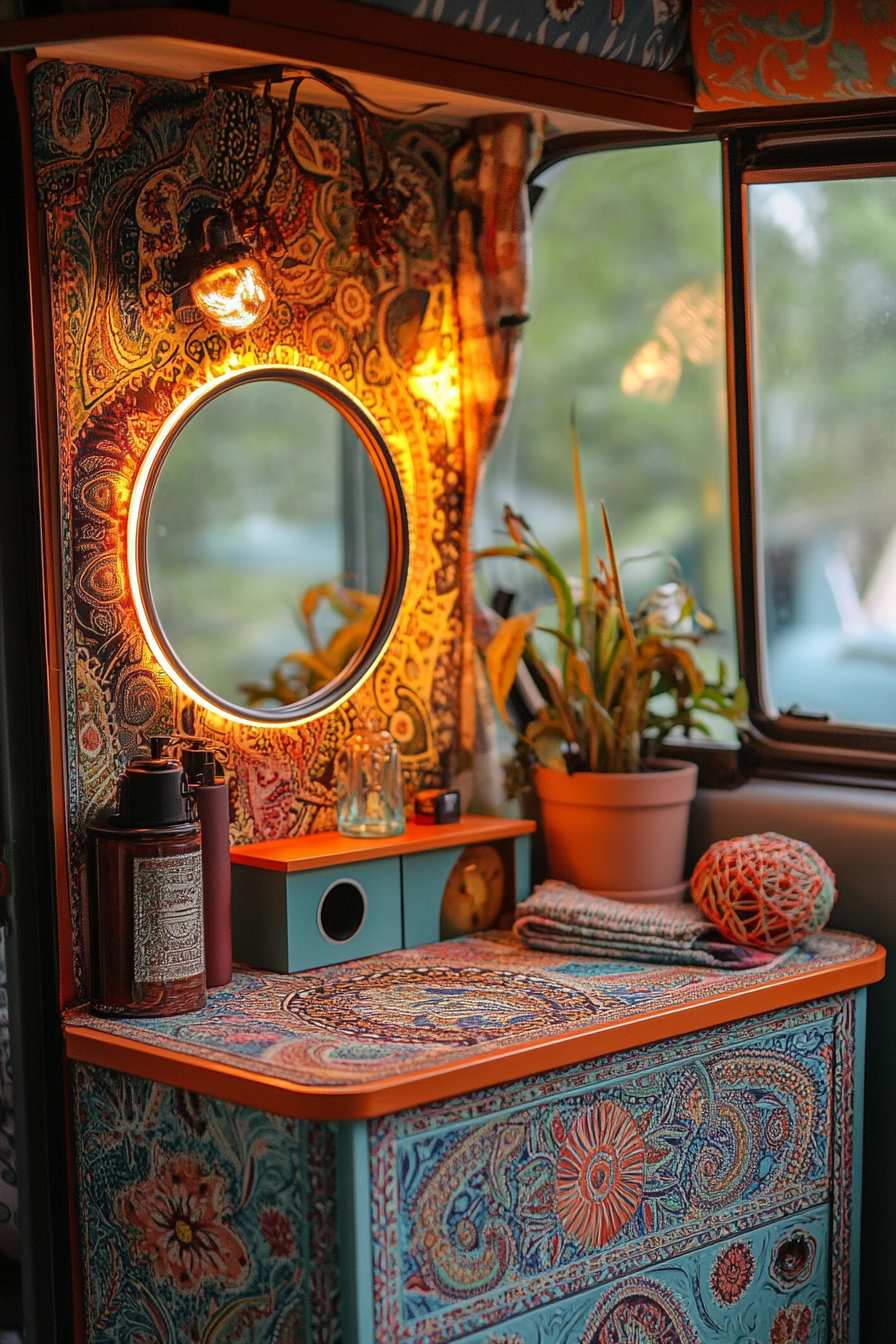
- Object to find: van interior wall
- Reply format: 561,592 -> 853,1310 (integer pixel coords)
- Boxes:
29,60 -> 537,999
688,779 -> 896,1343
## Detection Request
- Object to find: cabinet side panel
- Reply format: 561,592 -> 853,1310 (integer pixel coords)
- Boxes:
514,833 -> 531,903
831,988 -> 863,1344
308,1121 -> 342,1344
231,866 -> 290,974
69,1061 -> 309,1342
401,848 -> 463,948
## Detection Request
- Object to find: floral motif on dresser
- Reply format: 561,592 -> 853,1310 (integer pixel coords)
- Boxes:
708,1239 -> 755,1306
370,999 -> 852,1343
770,1302 -> 813,1344
555,1103 -> 645,1249
581,1276 -> 700,1344
117,1154 -> 251,1294
71,1062 -> 338,1343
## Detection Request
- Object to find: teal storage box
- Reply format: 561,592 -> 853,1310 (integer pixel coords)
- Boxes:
232,856 -> 402,973
401,846 -> 465,948
230,818 -> 535,974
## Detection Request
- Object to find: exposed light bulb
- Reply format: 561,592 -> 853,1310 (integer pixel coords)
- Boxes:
191,259 -> 272,332
171,209 -> 273,333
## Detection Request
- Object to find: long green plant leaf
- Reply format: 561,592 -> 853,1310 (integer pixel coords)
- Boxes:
570,406 -> 595,672
600,503 -> 641,771
475,543 -> 576,676
484,610 -> 539,724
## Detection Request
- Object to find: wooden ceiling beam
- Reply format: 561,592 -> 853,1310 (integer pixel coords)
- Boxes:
0,4 -> 695,132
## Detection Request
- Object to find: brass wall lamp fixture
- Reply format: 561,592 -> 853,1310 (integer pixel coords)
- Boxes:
172,206 -> 273,331
167,62 -> 414,335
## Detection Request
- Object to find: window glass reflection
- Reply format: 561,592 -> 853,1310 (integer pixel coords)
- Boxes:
750,174 -> 896,725
475,142 -> 735,741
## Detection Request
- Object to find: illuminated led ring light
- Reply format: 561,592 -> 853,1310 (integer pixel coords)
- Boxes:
128,365 -> 410,727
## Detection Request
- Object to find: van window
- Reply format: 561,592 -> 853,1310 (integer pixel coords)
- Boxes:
748,172 -> 896,729
475,141 -> 736,735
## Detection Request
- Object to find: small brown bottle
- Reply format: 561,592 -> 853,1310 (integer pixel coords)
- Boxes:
180,742 -> 232,989
87,737 -> 206,1017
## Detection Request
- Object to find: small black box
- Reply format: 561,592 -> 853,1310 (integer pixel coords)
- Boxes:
414,788 -> 461,825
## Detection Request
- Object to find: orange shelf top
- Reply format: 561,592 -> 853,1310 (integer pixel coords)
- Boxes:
230,814 -> 536,872
63,929 -> 884,1122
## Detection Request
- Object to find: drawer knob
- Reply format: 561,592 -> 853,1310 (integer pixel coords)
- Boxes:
771,1230 -> 817,1289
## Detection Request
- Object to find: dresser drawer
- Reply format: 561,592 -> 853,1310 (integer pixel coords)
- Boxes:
370,997 -> 856,1344
457,1208 -> 831,1343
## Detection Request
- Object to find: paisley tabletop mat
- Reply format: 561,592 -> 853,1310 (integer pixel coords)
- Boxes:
63,928 -> 878,1088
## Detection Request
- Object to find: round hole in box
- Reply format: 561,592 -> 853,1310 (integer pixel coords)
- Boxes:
318,878 -> 368,944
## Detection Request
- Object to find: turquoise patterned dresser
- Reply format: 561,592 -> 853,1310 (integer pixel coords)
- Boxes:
64,929 -> 881,1343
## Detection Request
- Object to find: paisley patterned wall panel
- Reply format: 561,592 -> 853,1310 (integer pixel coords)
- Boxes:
29,62 -> 538,995
345,0 -> 690,71
369,994 -> 858,1343
70,1062 -> 339,1344
692,0 -> 896,109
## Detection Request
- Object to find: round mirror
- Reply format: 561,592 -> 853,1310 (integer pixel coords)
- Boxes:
128,368 -> 408,724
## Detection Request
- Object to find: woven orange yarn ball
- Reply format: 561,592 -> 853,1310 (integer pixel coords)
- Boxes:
691,831 -> 837,951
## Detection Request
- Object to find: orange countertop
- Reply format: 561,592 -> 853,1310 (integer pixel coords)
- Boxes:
229,815 -> 536,872
63,928 -> 884,1122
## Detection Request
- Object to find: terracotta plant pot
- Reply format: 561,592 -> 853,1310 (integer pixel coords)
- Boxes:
533,759 -> 699,902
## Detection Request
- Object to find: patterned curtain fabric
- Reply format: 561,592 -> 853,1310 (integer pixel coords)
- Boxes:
692,0 -> 896,109
451,114 -> 542,793
348,0 -> 690,70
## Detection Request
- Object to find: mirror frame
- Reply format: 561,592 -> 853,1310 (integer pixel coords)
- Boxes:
127,365 -> 410,726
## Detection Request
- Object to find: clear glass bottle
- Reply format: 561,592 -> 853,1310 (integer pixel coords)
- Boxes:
335,723 -> 405,838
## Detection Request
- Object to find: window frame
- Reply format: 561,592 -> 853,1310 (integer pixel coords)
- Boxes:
530,114 -> 896,786
723,124 -> 896,784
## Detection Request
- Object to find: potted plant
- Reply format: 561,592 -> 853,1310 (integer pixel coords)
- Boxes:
477,418 -> 747,901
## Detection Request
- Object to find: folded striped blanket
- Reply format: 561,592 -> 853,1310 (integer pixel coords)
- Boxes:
514,881 -> 784,970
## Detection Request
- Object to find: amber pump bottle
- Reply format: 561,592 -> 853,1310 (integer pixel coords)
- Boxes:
87,736 -> 206,1017
180,742 -> 232,988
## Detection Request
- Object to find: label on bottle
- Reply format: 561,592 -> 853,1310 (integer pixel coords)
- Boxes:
133,851 -> 204,984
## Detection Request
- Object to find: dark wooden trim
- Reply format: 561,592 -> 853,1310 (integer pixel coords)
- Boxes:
721,133 -> 762,756
228,0 -> 694,107
0,6 -> 695,131
0,52 -> 74,1344
743,162 -> 896,185
694,98 -> 896,135
9,51 -> 74,1013
723,126 -> 896,776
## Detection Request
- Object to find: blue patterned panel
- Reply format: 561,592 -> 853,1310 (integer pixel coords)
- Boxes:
71,1063 -> 340,1343
454,1208 -> 830,1342
369,1000 -> 848,1343
345,0 -> 690,72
